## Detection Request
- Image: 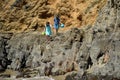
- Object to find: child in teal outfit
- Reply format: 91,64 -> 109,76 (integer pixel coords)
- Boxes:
45,22 -> 52,40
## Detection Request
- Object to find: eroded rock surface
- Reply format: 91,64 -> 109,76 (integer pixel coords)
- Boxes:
0,0 -> 120,80
0,0 -> 107,32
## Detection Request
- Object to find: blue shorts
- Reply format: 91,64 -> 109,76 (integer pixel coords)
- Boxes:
54,24 -> 59,29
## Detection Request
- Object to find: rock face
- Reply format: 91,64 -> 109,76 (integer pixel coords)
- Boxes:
88,0 -> 120,78
0,0 -> 106,32
5,29 -> 84,75
0,33 -> 12,71
0,0 -> 120,80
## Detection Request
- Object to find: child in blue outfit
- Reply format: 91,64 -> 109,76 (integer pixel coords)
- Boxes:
54,14 -> 60,34
45,22 -> 52,40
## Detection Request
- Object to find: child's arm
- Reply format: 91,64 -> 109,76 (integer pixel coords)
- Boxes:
50,24 -> 54,29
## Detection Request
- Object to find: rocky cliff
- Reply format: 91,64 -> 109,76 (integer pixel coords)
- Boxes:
0,0 -> 120,80
0,0 -> 106,32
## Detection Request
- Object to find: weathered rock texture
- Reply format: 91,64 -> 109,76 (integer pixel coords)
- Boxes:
0,0 -> 120,80
0,33 -> 13,71
88,0 -> 120,78
0,0 -> 106,32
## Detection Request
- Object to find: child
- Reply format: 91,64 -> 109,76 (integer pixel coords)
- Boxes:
54,14 -> 60,34
45,22 -> 52,41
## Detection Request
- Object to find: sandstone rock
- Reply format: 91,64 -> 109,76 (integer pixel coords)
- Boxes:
0,1 -> 120,80
64,71 -> 82,80
0,74 -> 10,78
0,22 -> 3,29
0,33 -> 12,71
87,0 -> 120,79
0,0 -> 107,32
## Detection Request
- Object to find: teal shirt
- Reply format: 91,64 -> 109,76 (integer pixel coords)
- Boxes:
45,25 -> 52,36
